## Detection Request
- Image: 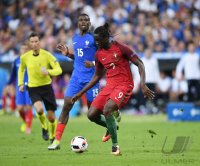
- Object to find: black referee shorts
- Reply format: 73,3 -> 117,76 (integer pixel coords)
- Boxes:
27,84 -> 57,111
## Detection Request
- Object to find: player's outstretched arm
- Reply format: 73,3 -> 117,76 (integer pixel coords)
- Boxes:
131,57 -> 155,100
71,74 -> 100,103
71,61 -> 104,103
56,43 -> 74,59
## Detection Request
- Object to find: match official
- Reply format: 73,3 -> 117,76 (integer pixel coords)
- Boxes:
18,32 -> 62,143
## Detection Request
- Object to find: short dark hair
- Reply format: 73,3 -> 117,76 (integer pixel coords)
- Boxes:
79,13 -> 90,21
29,32 -> 40,39
94,23 -> 110,38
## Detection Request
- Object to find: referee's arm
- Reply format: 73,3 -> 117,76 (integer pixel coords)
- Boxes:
47,59 -> 62,76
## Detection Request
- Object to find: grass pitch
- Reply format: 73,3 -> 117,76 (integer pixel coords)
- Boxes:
0,113 -> 199,166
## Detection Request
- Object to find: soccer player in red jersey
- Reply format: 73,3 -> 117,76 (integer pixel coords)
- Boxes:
72,23 -> 155,155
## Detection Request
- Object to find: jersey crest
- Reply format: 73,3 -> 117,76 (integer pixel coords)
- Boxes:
85,40 -> 90,48
113,52 -> 119,61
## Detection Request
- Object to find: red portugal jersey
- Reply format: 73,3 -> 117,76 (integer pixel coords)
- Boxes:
95,41 -> 138,86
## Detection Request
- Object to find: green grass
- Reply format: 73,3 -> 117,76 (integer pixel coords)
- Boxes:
0,113 -> 200,166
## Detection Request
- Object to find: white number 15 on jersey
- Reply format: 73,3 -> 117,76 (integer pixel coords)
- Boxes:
77,48 -> 83,57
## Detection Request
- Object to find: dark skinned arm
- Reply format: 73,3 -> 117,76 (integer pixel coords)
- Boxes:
56,43 -> 74,59
116,41 -> 155,99
71,61 -> 105,103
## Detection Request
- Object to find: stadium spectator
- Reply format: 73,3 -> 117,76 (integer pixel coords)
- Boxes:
0,0 -> 199,59
141,48 -> 160,113
170,69 -> 188,102
130,64 -> 146,113
156,71 -> 172,113
176,41 -> 200,101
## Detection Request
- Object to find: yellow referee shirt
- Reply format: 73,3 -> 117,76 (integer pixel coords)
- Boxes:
18,49 -> 62,87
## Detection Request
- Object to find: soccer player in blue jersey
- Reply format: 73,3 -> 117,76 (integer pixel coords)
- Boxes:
8,43 -> 33,134
48,13 -> 100,150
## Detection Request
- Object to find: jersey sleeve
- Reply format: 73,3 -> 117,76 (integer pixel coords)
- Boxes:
18,56 -> 26,86
116,42 -> 138,62
47,53 -> 62,76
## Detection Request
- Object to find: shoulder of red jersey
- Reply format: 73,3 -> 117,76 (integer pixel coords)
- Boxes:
94,48 -> 101,57
114,41 -> 139,61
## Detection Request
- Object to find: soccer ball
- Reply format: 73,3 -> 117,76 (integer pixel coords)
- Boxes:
71,136 -> 88,153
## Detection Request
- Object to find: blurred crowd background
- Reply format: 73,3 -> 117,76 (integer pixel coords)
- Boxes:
1,0 -> 200,57
0,0 -> 200,115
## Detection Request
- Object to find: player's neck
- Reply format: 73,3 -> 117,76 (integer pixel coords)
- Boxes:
33,49 -> 40,56
80,30 -> 88,36
103,42 -> 112,50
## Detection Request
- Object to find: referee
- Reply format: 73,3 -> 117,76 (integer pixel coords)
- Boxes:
18,32 -> 62,143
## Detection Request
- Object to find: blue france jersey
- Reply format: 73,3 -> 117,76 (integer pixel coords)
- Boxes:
8,57 -> 31,105
8,57 -> 28,87
72,33 -> 97,82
